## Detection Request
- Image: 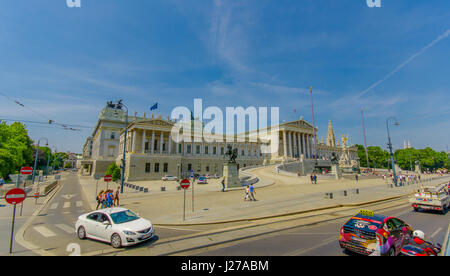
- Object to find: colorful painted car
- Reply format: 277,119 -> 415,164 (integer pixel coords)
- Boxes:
339,210 -> 413,256
197,176 -> 208,184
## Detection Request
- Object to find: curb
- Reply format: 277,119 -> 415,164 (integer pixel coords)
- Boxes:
14,182 -> 62,256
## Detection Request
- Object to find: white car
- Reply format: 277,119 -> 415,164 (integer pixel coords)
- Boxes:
75,208 -> 154,248
162,175 -> 178,181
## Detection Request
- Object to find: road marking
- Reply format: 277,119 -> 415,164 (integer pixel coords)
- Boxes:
55,224 -> 76,234
282,236 -> 337,256
431,228 -> 442,238
49,203 -> 58,210
76,201 -> 83,207
63,202 -> 71,208
34,226 -> 57,238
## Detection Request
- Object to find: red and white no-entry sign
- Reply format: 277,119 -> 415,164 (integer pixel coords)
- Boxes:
20,167 -> 33,175
5,188 -> 27,205
104,175 -> 112,182
180,179 -> 190,189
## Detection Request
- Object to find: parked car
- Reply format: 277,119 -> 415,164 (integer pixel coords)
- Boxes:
162,175 -> 178,181
197,176 -> 208,184
75,208 -> 154,248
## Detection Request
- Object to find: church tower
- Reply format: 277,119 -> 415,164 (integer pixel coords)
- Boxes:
326,120 -> 336,147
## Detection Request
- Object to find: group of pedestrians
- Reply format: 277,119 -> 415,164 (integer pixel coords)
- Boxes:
96,187 -> 120,210
310,174 -> 317,184
244,184 -> 256,201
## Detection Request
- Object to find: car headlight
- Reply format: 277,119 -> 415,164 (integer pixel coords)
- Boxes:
123,230 -> 136,235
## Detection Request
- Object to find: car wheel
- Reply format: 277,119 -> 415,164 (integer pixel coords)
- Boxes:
111,233 -> 122,248
77,226 -> 86,240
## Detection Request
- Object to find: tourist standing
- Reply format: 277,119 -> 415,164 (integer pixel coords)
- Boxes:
310,174 -> 314,185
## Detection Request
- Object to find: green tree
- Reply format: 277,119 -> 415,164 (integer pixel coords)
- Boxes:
0,122 -> 34,179
105,163 -> 121,181
64,162 -> 73,169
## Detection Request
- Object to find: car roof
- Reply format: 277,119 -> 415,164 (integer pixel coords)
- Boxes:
92,207 -> 128,215
353,213 -> 388,223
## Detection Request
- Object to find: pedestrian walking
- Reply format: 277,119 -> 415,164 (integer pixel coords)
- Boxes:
114,186 -> 120,206
107,190 -> 113,207
310,174 -> 314,185
101,191 -> 108,209
96,190 -> 104,210
0,177 -> 4,188
297,170 -> 301,177
244,185 -> 250,201
221,177 -> 226,192
313,174 -> 317,185
355,174 -> 359,183
249,184 -> 256,201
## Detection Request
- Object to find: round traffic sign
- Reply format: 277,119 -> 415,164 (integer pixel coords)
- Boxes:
180,179 -> 190,189
20,167 -> 33,175
104,175 -> 112,182
5,188 -> 27,205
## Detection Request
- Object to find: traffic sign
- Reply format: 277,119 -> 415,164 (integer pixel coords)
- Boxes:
104,175 -> 112,182
20,167 -> 33,175
180,179 -> 190,189
5,188 -> 27,205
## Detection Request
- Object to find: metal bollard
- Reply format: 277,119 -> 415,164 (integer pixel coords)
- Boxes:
161,186 -> 166,192
343,190 -> 347,196
144,188 -> 149,193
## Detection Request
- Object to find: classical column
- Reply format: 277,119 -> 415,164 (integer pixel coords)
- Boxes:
160,132 -> 164,154
142,130 -> 146,153
131,130 -> 137,153
283,130 -> 288,158
168,133 -> 172,155
151,131 -> 155,154
290,132 -> 295,157
297,133 -> 302,157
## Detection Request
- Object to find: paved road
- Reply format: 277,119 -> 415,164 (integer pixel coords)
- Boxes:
21,173 -> 201,255
192,204 -> 449,256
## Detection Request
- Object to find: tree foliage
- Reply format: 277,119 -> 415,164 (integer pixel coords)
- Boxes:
105,163 -> 121,181
0,122 -> 34,179
356,143 -> 450,171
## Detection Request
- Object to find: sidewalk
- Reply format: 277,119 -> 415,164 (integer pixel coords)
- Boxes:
78,165 -> 450,225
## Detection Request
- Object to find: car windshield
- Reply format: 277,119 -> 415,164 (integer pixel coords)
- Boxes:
110,210 -> 139,224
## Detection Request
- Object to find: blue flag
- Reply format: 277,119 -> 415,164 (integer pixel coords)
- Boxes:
150,103 -> 158,111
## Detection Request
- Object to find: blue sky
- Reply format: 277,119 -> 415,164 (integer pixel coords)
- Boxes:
0,0 -> 449,153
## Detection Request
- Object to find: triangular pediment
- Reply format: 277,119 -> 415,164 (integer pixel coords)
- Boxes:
282,119 -> 315,130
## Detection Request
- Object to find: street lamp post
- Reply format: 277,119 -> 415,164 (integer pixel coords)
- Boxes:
51,146 -> 57,175
386,117 -> 399,186
309,87 -> 318,166
32,137 -> 48,187
116,100 -> 129,194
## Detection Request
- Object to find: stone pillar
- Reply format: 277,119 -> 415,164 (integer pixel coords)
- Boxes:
168,134 -> 172,155
283,130 -> 288,159
160,132 -> 163,154
142,130 -> 146,153
297,132 -> 302,157
151,131 -> 155,154
131,130 -> 136,153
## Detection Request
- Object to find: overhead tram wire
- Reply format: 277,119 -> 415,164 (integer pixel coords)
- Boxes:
0,91 -> 92,131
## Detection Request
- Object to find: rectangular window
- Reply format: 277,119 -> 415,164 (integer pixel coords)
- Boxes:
221,147 -> 224,155
178,144 -> 182,153
213,146 -> 217,155
145,163 -> 151,173
196,145 -> 200,154
187,145 -> 192,154
205,146 -> 209,155
187,163 -> 192,171
206,166 -> 210,172
145,142 -> 149,151
155,163 -> 160,173
163,163 -> 168,173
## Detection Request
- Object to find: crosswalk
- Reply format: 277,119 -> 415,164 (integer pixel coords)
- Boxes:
49,201 -> 84,210
32,200 -> 86,239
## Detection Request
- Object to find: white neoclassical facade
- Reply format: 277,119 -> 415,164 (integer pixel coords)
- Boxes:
81,103 -> 359,180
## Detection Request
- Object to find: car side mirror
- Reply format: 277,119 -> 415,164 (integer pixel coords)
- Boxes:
102,221 -> 110,226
